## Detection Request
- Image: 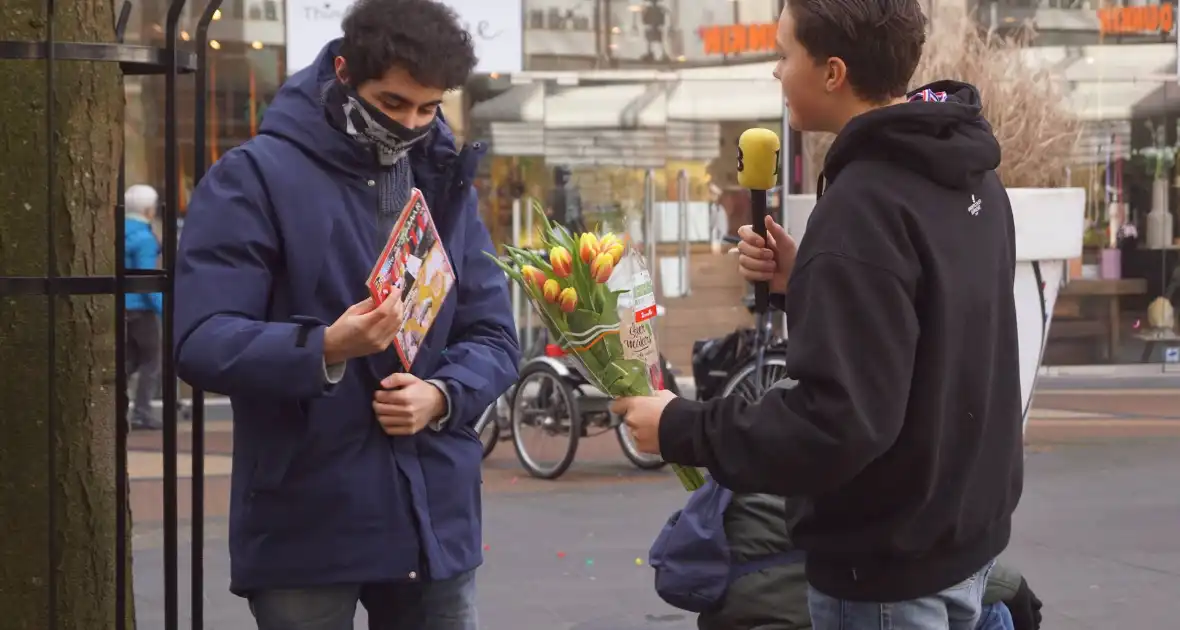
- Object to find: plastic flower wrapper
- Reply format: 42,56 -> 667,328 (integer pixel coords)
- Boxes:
485,203 -> 706,491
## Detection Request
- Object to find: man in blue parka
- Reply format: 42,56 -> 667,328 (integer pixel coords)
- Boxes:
173,1 -> 519,627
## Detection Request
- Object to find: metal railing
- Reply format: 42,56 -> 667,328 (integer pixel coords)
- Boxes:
0,0 -> 216,627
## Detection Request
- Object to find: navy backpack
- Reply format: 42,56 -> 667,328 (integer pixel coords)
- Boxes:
648,477 -> 805,613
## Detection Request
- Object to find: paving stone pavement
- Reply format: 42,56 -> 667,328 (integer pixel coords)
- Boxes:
131,433 -> 1180,630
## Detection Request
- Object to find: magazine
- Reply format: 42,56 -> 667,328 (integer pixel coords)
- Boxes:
366,188 -> 456,369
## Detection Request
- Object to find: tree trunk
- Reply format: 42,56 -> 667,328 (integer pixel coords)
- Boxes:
0,0 -> 133,628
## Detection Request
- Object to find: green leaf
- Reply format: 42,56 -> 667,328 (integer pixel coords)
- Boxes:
608,359 -> 653,397
565,307 -> 599,332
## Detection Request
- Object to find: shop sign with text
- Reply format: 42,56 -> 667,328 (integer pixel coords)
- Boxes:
698,23 -> 777,56
1097,3 -> 1174,35
285,0 -> 522,75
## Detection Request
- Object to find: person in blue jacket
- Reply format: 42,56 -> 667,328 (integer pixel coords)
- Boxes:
124,184 -> 164,430
173,1 -> 520,628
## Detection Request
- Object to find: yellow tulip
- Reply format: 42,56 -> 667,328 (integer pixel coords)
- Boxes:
520,265 -> 547,291
558,287 -> 578,313
590,252 -> 614,283
550,246 -> 573,278
578,233 -> 600,264
599,233 -> 624,264
543,279 -> 561,303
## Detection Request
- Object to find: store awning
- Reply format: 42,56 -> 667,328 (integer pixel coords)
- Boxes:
1020,43 -> 1176,121
1067,80 -> 1163,122
543,83 -> 662,128
660,61 -> 782,122
661,77 -> 783,122
468,84 -> 544,123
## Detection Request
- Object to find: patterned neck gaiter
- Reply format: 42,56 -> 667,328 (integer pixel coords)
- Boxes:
321,79 -> 436,167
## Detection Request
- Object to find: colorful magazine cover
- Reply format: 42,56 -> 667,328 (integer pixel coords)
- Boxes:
366,188 -> 456,369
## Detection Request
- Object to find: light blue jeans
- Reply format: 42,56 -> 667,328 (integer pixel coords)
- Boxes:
975,602 -> 1015,630
808,561 -> 994,630
249,569 -> 478,630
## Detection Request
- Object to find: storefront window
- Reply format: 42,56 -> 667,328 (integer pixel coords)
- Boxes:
122,0 -> 287,215
1031,5 -> 1180,368
468,47 -> 784,366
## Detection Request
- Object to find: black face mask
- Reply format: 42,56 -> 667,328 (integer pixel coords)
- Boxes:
322,79 -> 436,161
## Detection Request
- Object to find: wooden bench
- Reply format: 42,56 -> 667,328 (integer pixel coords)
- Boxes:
1055,278 -> 1148,361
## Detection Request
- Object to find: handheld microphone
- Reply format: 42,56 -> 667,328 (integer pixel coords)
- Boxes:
736,128 -> 781,313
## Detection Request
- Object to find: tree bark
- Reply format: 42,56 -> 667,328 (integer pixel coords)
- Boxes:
0,0 -> 132,628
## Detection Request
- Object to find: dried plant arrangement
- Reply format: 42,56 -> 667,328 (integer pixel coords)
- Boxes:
804,10 -> 1081,189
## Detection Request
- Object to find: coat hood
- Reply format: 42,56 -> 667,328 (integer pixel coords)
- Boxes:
823,80 -> 1001,191
258,39 -> 460,175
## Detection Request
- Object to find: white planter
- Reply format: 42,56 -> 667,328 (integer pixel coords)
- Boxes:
785,188 -> 1086,432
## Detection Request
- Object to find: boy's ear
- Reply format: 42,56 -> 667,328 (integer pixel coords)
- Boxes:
824,57 -> 847,94
333,56 -> 350,84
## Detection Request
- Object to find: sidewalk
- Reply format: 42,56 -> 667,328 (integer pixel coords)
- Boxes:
130,434 -> 1180,630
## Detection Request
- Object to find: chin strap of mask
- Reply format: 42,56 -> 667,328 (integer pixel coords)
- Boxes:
322,79 -> 435,166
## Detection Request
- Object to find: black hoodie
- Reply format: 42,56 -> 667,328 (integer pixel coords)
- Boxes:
660,81 -> 1024,602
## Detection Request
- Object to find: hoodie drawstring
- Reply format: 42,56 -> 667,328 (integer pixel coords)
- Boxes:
816,173 -> 826,200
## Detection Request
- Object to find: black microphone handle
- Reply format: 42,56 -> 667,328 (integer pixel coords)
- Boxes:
750,189 -> 770,313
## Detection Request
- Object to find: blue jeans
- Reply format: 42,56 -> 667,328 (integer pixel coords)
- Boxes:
249,569 -> 478,630
808,561 -> 994,630
975,602 -> 1015,630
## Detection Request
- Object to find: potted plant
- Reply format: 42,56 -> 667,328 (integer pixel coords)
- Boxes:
789,11 -> 1085,432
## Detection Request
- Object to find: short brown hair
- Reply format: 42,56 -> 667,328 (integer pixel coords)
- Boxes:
788,0 -> 927,102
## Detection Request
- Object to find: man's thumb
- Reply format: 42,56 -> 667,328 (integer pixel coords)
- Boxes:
766,216 -> 793,251
348,297 -> 376,315
381,371 -> 417,389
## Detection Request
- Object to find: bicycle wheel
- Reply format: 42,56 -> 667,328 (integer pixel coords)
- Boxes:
616,354 -> 677,470
475,403 -> 501,460
720,352 -> 795,403
511,361 -> 580,479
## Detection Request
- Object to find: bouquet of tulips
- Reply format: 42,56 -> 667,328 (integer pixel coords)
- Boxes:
486,205 -> 706,491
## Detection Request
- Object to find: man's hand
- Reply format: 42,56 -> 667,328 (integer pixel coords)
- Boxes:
323,293 -> 403,365
1006,577 -> 1043,630
610,390 -> 679,455
737,215 -> 797,294
373,372 -> 446,437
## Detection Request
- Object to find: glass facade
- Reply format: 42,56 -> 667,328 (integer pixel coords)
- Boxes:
1001,3 -> 1180,367
120,0 -> 1180,367
122,0 -> 289,213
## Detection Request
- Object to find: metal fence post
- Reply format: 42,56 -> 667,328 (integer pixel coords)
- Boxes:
511,197 -> 523,340
523,198 -> 535,353
677,169 -> 690,297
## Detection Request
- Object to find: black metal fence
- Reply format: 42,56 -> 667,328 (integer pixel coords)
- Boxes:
0,0 -> 223,627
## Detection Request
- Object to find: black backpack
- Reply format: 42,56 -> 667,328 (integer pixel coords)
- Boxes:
691,328 -> 759,401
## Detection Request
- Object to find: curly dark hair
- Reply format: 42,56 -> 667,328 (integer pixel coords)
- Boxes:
788,0 -> 926,103
339,0 -> 478,90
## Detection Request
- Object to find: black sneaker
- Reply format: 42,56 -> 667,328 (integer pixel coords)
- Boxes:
130,417 -> 163,431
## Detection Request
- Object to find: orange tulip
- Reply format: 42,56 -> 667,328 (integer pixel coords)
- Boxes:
521,264 -> 547,290
550,246 -> 573,278
590,252 -> 614,283
558,287 -> 578,313
578,233 -> 600,264
542,279 -> 561,303
599,233 -> 624,264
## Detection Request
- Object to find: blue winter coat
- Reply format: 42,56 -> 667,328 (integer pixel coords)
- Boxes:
124,216 -> 163,314
174,40 -> 520,595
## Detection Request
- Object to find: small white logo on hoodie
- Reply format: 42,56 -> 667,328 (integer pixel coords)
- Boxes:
968,194 -> 982,216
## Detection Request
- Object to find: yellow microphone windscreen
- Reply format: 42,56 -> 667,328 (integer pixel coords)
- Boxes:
736,128 -> 781,191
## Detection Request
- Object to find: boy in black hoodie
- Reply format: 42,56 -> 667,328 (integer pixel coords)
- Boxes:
613,1 -> 1023,629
